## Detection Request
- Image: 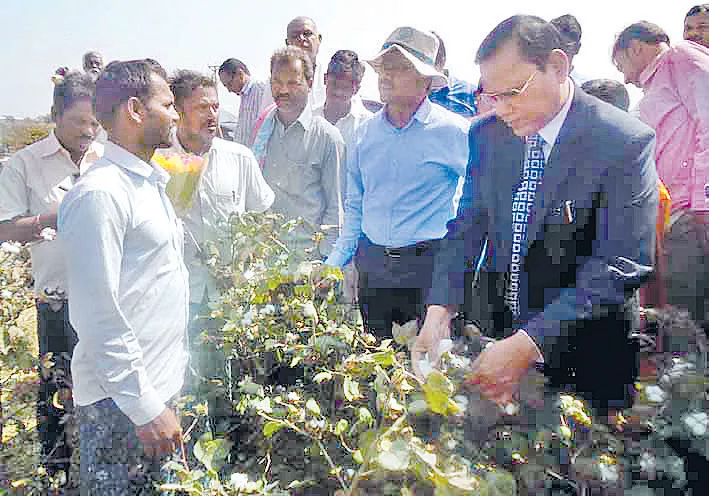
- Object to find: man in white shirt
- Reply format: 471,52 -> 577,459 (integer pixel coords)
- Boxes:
155,70 -> 273,403
314,50 -> 373,155
0,71 -> 102,477
218,58 -> 273,146
58,59 -> 187,494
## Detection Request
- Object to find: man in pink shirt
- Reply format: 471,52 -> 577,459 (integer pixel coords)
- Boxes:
613,21 -> 709,330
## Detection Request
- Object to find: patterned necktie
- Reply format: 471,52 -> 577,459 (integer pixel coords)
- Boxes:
504,134 -> 545,318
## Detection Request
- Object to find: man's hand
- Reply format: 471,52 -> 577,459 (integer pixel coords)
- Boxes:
411,305 -> 455,378
135,407 -> 181,458
465,332 -> 540,406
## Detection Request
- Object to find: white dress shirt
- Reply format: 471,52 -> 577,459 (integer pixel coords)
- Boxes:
58,141 -> 190,425
156,137 -> 274,303
0,131 -> 103,295
313,95 -> 373,153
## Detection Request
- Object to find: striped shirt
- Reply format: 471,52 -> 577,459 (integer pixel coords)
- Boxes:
234,78 -> 273,146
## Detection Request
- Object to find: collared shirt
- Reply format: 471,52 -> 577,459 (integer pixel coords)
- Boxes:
535,81 -> 575,159
156,136 -> 274,303
58,141 -> 190,426
313,95 -> 373,153
234,78 -> 274,146
327,98 -> 470,268
0,131 -> 103,295
262,103 -> 344,236
637,40 -> 709,212
308,63 -> 327,109
429,74 -> 478,119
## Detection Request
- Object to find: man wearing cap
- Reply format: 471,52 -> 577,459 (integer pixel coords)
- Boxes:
325,26 -> 470,339
414,16 -> 658,419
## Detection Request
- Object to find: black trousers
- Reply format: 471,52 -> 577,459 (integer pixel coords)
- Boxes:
355,238 -> 434,339
37,301 -> 77,473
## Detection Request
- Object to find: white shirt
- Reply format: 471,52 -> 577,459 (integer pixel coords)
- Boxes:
536,81 -> 574,159
0,131 -> 103,296
58,141 -> 190,425
313,95 -> 373,153
308,63 -> 327,109
156,137 -> 274,303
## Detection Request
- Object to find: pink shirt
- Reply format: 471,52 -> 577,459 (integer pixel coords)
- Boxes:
638,41 -> 709,212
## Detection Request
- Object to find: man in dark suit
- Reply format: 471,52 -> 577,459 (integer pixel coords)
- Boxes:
413,15 -> 659,416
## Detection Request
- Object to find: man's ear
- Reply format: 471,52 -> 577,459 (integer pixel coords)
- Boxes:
126,96 -> 145,124
307,77 -> 314,90
285,38 -> 291,47
548,48 -> 570,80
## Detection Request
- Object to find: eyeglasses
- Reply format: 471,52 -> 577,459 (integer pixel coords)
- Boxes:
478,71 -> 537,103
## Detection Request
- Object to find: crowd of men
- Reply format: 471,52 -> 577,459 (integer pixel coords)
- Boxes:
1,6 -> 708,494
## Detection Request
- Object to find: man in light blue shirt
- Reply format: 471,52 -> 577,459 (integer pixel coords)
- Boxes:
326,26 -> 470,338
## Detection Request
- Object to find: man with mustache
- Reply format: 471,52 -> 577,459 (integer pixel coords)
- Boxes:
0,71 -> 102,478
155,70 -> 273,404
253,46 -> 344,255
415,16 -> 658,421
685,4 -> 709,48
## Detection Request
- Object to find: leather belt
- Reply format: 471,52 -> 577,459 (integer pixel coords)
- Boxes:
381,241 -> 432,258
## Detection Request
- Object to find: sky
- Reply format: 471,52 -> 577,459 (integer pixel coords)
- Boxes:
0,0 -> 699,118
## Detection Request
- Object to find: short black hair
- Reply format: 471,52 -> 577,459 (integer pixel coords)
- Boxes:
95,59 -> 167,128
551,14 -> 582,57
169,70 -> 216,110
218,58 -> 249,76
613,21 -> 670,56
476,15 -> 563,70
326,50 -> 365,81
581,79 -> 630,111
51,71 -> 95,120
686,4 -> 709,18
271,46 -> 314,82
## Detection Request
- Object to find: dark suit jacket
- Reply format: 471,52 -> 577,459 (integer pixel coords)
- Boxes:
430,88 -> 659,410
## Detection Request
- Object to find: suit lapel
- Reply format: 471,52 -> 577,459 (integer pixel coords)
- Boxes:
526,90 -> 586,244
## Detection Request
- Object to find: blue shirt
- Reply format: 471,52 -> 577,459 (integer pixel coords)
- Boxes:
429,75 -> 478,119
326,98 -> 470,268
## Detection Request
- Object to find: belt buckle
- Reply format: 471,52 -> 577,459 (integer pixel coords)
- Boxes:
384,248 -> 401,259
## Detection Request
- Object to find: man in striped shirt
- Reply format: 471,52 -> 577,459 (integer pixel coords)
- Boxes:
218,58 -> 273,146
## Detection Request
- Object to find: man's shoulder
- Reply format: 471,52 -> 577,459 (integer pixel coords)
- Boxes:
426,101 -> 472,133
211,137 -> 256,157
571,90 -> 654,145
311,115 -> 345,145
6,135 -> 55,166
669,40 -> 709,67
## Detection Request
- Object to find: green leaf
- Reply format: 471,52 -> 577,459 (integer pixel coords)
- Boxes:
370,350 -> 396,368
313,371 -> 333,383
352,449 -> 364,464
357,407 -> 374,428
422,370 -> 458,416
193,433 -> 233,473
290,355 -> 302,367
344,375 -> 362,402
305,398 -> 321,416
334,418 -> 349,436
263,420 -> 286,438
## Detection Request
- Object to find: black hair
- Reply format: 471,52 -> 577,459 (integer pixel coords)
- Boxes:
476,15 -> 563,70
51,71 -> 96,121
95,59 -> 167,128
581,79 -> 630,111
218,58 -> 250,76
326,50 -> 365,81
613,21 -> 670,56
551,14 -> 582,57
271,46 -> 314,82
686,4 -> 709,17
169,70 -> 216,110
